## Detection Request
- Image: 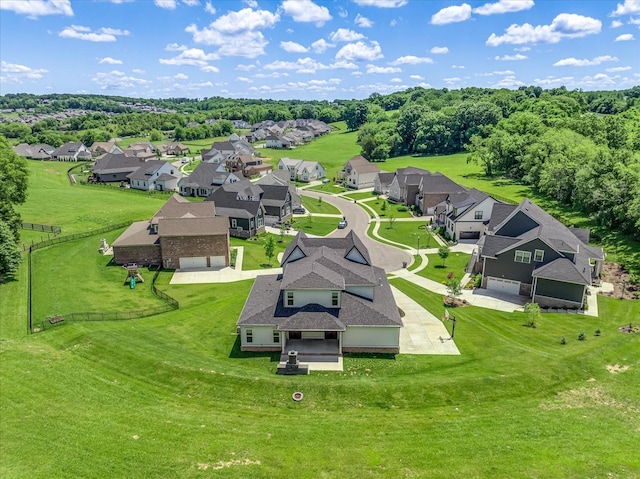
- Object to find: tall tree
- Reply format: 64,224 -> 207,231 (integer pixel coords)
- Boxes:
0,135 -> 29,237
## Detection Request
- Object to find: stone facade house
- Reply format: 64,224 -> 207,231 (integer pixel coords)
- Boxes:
237,231 -> 402,355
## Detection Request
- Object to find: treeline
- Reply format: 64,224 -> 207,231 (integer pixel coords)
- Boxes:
467,111 -> 640,238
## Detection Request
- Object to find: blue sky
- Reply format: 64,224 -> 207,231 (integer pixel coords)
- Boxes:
1,0 -> 639,100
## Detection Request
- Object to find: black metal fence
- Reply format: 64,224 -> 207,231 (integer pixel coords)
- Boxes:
20,222 -> 62,234
27,224 -> 180,333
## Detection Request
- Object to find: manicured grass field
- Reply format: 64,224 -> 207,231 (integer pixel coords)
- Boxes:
363,199 -> 415,218
341,190 -> 377,201
292,215 -> 339,237
304,183 -> 347,194
17,161 -> 166,233
416,252 -> 471,283
230,234 -> 294,270
375,221 -> 435,249
300,196 -> 341,215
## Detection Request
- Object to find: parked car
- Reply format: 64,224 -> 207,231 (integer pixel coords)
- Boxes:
338,219 -> 348,229
322,178 -> 330,184
292,206 -> 306,214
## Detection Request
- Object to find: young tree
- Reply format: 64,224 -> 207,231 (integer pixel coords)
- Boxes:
446,278 -> 463,299
263,235 -> 276,267
388,212 -> 396,229
438,245 -> 450,267
381,200 -> 387,215
524,302 -> 541,328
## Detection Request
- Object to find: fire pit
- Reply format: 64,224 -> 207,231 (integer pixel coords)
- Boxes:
292,391 -> 304,402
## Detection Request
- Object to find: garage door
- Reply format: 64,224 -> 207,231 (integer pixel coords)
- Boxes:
459,231 -> 481,240
209,256 -> 226,267
179,256 -> 207,269
486,277 -> 520,295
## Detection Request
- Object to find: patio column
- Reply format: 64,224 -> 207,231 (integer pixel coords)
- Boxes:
281,332 -> 286,354
338,331 -> 342,354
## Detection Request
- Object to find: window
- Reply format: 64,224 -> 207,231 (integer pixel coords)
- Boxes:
273,330 -> 280,343
332,292 -> 339,306
287,291 -> 294,306
246,329 -> 253,343
514,250 -> 531,263
231,219 -> 237,228
474,211 -> 483,220
534,249 -> 545,262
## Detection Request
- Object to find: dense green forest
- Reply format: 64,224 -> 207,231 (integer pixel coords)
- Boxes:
1,86 -> 639,238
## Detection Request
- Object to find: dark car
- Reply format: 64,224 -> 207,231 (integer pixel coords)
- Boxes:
338,219 -> 348,229
292,206 -> 306,214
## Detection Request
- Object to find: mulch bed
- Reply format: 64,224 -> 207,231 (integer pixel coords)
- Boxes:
599,262 -> 639,300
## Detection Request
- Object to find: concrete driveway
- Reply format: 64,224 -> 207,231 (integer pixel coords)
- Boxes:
301,190 -> 411,273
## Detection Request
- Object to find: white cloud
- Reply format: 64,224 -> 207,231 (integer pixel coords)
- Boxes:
243,0 -> 258,7
390,77 -> 402,83
311,38 -> 334,53
477,69 -> 515,76
210,8 -> 279,34
452,64 -> 465,69
351,0 -> 408,7
92,70 -> 151,90
237,76 -> 252,82
491,76 -> 525,88
390,55 -> 433,65
159,48 -> 219,66
204,1 -> 215,14
154,0 -> 176,9
630,17 -> 640,24
607,66 -> 632,71
59,25 -> 130,42
335,41 -> 383,61
430,46 -> 449,54
431,4 -> 472,25
486,13 -> 602,46
280,41 -> 309,53
281,0 -> 331,26
0,0 -> 73,17
366,64 -> 401,73
553,55 -> 618,66
494,54 -> 528,60
615,33 -> 635,40
514,46 -> 531,51
174,73 -> 188,80
337,6 -> 348,18
329,28 -> 365,42
0,60 -> 48,83
443,77 -> 463,85
166,43 -> 187,51
610,0 -> 640,16
236,64 -> 256,71
201,65 -> 219,72
410,74 -> 424,80
132,69 -> 145,74
355,14 -> 373,27
473,0 -> 534,16
264,57 -> 330,74
255,72 -> 290,78
99,57 -> 123,64
611,20 -> 624,27
182,0 -> 199,6
532,75 -> 575,86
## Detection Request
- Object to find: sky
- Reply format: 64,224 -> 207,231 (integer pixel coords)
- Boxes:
0,0 -> 639,100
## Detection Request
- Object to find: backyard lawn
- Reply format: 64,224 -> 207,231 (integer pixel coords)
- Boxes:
230,234 -> 293,270
300,196 -> 341,215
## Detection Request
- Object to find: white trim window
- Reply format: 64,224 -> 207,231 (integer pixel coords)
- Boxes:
534,249 -> 545,262
273,330 -> 280,343
246,329 -> 253,343
514,250 -> 532,263
474,211 -> 483,220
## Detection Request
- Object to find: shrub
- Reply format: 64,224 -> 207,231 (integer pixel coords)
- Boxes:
578,332 -> 586,341
594,328 -> 601,336
397,206 -> 408,212
560,337 -> 567,345
474,275 -> 482,288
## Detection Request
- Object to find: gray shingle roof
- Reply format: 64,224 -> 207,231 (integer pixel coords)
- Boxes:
158,217 -> 229,237
92,153 -> 144,175
532,258 -> 591,285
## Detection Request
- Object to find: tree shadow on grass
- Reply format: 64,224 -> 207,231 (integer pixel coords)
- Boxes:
228,336 -> 281,362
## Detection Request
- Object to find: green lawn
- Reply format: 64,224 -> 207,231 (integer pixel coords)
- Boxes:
300,196 -> 341,215
230,234 -> 293,269
374,221 -> 435,249
292,215 -> 339,237
363,199 -> 415,218
304,183 -> 347,194
17,161 -> 165,233
340,191 -> 377,201
416,252 -> 471,282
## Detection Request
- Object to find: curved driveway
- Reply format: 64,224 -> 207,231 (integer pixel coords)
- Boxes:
301,190 -> 411,273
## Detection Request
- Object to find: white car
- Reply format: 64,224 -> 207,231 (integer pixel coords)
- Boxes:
338,219 -> 348,229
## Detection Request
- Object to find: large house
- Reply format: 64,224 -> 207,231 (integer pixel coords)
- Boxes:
159,142 -> 189,156
13,143 -> 54,160
225,153 -> 272,177
112,194 -> 230,270
127,160 -> 182,191
277,157 -> 326,182
206,180 -> 266,238
51,142 -> 92,161
476,198 -> 605,309
339,155 -> 381,189
178,162 -> 243,197
237,231 -> 402,355
438,189 -> 503,241
89,141 -> 122,157
92,153 -> 147,183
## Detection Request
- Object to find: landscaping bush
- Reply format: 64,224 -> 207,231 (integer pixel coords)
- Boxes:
578,332 -> 586,341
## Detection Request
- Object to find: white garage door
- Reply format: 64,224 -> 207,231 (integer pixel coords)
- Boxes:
209,256 -> 226,267
179,256 -> 207,269
486,277 -> 520,295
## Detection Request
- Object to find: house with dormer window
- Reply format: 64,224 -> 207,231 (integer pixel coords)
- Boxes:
477,198 -> 605,309
237,231 -> 402,356
127,160 -> 182,191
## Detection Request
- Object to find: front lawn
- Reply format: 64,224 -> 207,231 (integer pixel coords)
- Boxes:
416,252 -> 471,282
364,199 -> 415,218
292,215 -> 339,237
374,221 -> 435,250
301,196 -> 341,215
305,183 -> 347,194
